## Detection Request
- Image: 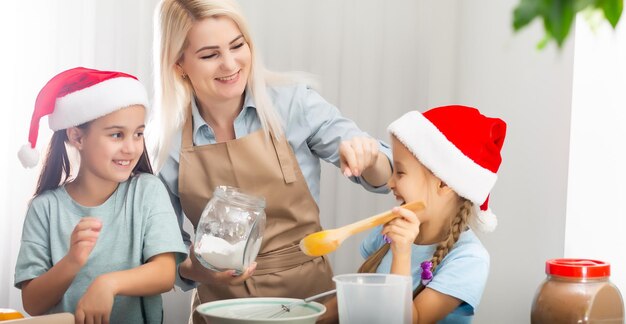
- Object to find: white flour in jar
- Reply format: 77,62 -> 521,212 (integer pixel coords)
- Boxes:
196,235 -> 246,270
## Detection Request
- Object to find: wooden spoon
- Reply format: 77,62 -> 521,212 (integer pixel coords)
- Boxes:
299,201 -> 426,256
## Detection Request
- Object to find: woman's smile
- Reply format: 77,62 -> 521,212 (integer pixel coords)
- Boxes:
215,70 -> 240,83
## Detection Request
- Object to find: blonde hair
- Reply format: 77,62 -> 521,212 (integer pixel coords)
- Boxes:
152,0 -> 315,169
358,199 -> 474,297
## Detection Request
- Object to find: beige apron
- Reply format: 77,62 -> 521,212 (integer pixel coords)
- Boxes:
177,114 -> 334,323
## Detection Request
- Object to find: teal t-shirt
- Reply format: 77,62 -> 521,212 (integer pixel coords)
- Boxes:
14,173 -> 188,324
361,227 -> 489,324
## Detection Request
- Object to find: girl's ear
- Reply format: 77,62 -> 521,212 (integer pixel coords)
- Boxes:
436,180 -> 454,196
66,127 -> 85,150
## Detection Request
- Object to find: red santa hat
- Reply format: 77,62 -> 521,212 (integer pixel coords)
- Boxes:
388,105 -> 507,232
18,67 -> 149,168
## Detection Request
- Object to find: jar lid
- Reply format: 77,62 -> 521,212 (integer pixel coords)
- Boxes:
546,259 -> 610,278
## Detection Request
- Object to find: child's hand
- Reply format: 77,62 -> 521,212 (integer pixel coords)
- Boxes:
75,276 -> 115,324
67,217 -> 102,267
382,207 -> 421,255
339,137 -> 380,177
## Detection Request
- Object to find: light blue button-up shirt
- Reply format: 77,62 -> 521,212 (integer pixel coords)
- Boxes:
158,84 -> 391,289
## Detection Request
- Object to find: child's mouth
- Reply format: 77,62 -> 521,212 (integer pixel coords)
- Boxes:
114,160 -> 131,166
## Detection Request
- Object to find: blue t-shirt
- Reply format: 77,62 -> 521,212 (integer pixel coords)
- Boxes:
360,226 -> 489,324
14,173 -> 188,324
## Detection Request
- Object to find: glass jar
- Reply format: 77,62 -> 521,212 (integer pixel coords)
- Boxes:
194,186 -> 266,275
531,258 -> 624,324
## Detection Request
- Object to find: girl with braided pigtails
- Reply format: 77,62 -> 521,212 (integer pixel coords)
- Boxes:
320,105 -> 507,324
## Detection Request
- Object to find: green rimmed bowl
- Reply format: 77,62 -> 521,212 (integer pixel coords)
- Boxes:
196,297 -> 326,324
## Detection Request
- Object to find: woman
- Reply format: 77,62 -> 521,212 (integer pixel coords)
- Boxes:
153,0 -> 392,321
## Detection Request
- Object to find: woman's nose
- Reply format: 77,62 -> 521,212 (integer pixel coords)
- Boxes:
221,53 -> 237,71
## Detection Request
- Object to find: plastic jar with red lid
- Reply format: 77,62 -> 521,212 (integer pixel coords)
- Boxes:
531,258 -> 624,323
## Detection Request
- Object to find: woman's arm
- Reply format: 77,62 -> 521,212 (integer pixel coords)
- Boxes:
298,86 -> 392,189
360,151 -> 393,188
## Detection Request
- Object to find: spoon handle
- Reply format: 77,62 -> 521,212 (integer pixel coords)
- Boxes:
303,289 -> 337,303
341,201 -> 425,235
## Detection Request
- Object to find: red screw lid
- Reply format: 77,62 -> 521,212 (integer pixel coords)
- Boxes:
546,259 -> 611,278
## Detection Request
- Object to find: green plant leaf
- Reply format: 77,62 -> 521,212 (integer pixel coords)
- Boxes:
600,0 -> 623,27
574,0 -> 597,11
536,31 -> 551,49
514,0 -> 623,50
514,0 -> 542,30
545,0 -> 576,47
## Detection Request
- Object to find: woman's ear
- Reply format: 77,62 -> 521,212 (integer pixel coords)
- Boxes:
66,127 -> 85,150
175,62 -> 185,74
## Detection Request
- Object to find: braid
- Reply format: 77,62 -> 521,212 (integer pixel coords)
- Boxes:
413,199 -> 472,297
358,243 -> 390,273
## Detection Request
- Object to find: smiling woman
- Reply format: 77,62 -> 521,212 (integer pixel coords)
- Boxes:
152,2 -> 396,323
177,18 -> 252,109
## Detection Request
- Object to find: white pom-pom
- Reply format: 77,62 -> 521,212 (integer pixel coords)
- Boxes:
18,144 -> 40,168
471,206 -> 498,233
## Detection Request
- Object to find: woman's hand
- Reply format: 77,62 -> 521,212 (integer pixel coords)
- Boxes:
339,137 -> 380,178
67,217 -> 102,268
382,207 -> 421,256
75,276 -> 115,324
180,244 -> 257,286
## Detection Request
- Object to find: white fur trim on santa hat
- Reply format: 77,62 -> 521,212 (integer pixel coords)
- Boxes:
18,144 -> 40,168
48,77 -> 149,130
470,206 -> 497,232
388,111 -> 497,206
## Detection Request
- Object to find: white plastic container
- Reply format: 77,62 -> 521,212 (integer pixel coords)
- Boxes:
333,273 -> 412,324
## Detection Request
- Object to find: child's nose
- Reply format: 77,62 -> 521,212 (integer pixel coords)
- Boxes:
122,138 -> 138,154
387,176 -> 395,188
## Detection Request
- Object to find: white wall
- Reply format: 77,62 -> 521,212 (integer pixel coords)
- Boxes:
2,1 -> 584,323
237,1 -> 578,323
566,17 -> 626,310
455,1 -> 575,323
240,0 -> 459,276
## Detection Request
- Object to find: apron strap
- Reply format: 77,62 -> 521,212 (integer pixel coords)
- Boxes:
181,104 -> 194,149
181,104 -> 295,184
270,133 -> 296,184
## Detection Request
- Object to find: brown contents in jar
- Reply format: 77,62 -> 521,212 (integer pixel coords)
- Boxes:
531,259 -> 624,324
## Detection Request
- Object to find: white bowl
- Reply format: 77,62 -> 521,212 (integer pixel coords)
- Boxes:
196,297 -> 326,324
